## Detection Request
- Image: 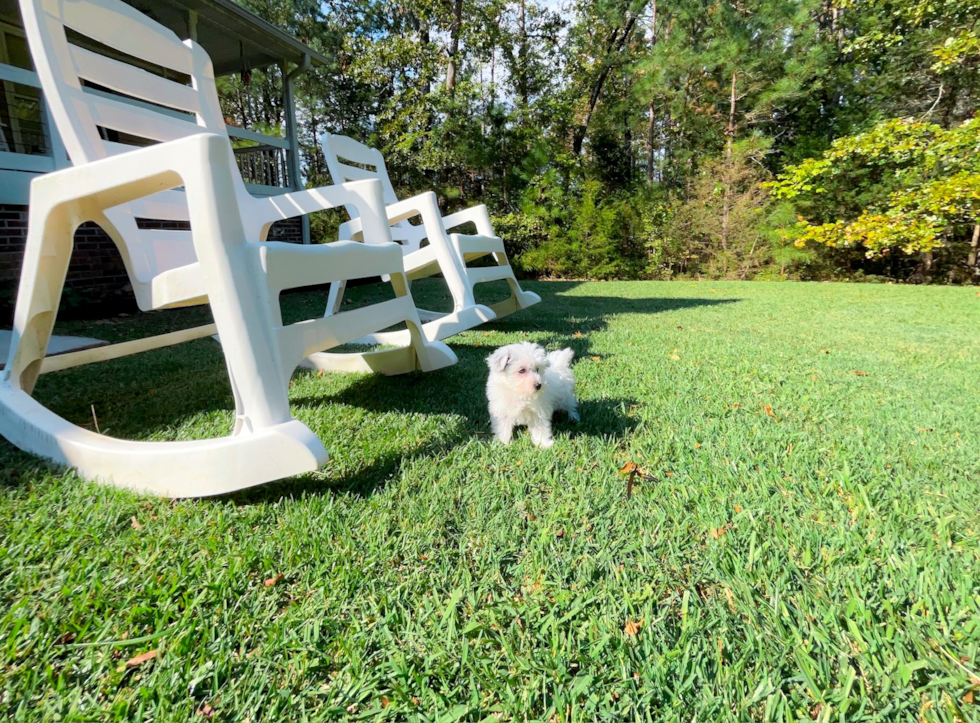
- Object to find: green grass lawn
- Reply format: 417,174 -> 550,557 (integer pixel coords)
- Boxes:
2,279 -> 980,722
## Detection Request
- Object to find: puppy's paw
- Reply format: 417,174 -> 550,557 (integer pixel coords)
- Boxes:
495,433 -> 513,445
534,437 -> 555,449
568,410 -> 581,423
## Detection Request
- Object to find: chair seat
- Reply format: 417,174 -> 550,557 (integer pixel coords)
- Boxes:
402,244 -> 440,281
401,234 -> 506,280
148,261 -> 207,310
146,240 -> 408,311
453,233 -> 506,260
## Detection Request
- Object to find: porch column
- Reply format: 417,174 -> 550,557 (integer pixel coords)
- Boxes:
282,56 -> 311,244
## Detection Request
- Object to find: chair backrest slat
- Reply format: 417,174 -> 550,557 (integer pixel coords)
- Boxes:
52,0 -> 193,73
69,45 -> 201,114
322,133 -> 399,207
333,162 -> 377,184
322,132 -> 429,252
20,0 -> 246,293
138,227 -> 197,271
327,134 -> 378,167
84,92 -> 201,143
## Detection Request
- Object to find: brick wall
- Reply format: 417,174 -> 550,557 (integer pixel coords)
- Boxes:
0,204 -> 304,321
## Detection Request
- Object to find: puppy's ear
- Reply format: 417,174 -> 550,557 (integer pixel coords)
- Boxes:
487,347 -> 511,373
533,346 -> 550,369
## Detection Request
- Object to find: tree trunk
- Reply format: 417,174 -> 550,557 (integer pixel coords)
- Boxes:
420,22 -> 431,96
645,0 -> 658,184
912,250 -> 935,282
720,70 -> 737,259
967,223 -> 980,272
646,102 -> 657,183
446,0 -> 463,94
572,15 -> 637,155
517,0 -> 529,108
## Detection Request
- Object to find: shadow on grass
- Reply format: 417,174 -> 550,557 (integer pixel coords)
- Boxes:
492,284 -> 740,354
227,394 -> 639,504
2,283 -> 739,500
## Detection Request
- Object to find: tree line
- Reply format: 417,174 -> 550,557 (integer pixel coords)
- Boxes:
222,0 -> 980,283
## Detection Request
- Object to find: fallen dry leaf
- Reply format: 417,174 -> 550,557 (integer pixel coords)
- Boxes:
199,703 -> 215,718
130,516 -> 142,530
964,690 -> 975,705
573,331 -> 583,338
619,462 -> 639,475
264,574 -> 284,587
669,354 -> 681,361
854,370 -> 868,376
381,697 -> 391,708
763,405 -> 776,417
117,649 -> 157,673
591,356 -> 601,362
556,528 -> 565,539
316,369 -> 324,377
734,504 -> 742,513
623,620 -> 642,636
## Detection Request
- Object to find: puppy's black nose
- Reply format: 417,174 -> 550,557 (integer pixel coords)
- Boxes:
534,382 -> 542,391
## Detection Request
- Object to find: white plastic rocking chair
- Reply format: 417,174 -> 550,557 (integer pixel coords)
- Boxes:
321,133 -> 541,346
0,0 -> 457,497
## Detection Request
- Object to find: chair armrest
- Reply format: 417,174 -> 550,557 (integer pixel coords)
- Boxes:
441,204 -> 495,237
384,191 -> 444,227
340,192 -> 446,243
339,216 -> 364,241
248,180 -> 392,244
29,134 -> 227,216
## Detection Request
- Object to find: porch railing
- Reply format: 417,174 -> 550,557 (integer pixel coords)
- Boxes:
228,126 -> 291,194
0,62 -> 61,176
0,61 -> 296,201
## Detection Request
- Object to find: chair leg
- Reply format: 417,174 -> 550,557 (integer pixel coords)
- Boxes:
435,229 -> 477,312
387,269 -> 457,371
2,197 -> 76,395
324,280 -> 346,317
464,246 -> 541,321
0,191 -> 328,497
301,270 -> 457,375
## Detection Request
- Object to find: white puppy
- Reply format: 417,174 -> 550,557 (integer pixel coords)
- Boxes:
486,342 -> 579,448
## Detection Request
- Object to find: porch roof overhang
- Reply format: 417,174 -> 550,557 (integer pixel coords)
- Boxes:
127,0 -> 328,75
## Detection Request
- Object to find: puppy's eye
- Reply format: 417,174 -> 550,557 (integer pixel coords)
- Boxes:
518,368 -> 527,374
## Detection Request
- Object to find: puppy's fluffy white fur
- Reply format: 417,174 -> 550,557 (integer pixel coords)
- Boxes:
486,341 -> 579,448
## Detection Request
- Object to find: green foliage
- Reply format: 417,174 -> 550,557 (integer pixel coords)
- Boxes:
770,117 -> 980,258
512,179 -> 652,280
217,0 -> 980,282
